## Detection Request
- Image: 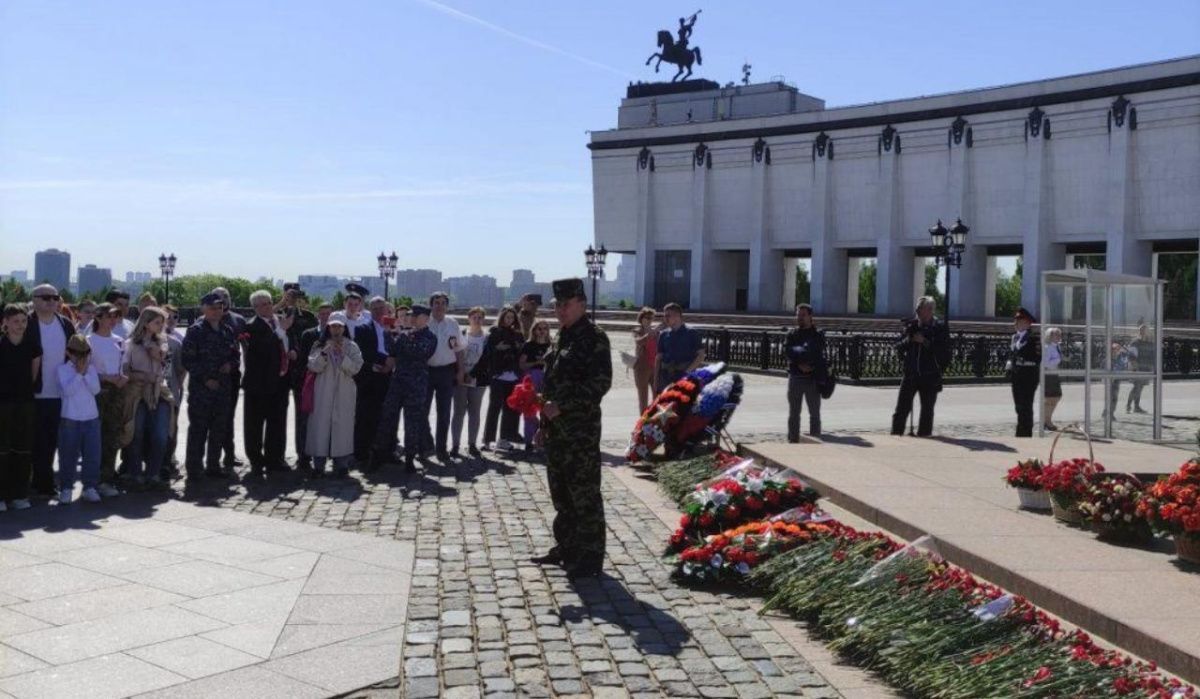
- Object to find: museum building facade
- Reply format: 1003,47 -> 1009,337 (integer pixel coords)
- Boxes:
588,56 -> 1200,319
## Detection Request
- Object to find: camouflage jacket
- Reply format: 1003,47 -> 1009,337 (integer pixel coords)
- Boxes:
181,318 -> 240,387
542,317 -> 612,429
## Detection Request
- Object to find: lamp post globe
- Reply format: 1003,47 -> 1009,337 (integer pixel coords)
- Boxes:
583,244 -> 608,318
377,251 -> 398,300
158,252 -> 176,305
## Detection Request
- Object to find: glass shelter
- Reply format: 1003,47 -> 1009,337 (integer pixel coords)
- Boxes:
1040,269 -> 1165,440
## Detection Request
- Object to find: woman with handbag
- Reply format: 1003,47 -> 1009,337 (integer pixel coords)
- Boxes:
474,306 -> 524,452
305,317 -> 363,478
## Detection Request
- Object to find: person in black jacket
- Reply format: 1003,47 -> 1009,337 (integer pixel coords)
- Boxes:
784,303 -> 827,440
891,296 -> 950,437
1007,307 -> 1041,437
280,286 -> 318,469
473,306 -> 524,451
351,296 -> 394,464
241,290 -> 294,479
24,284 -> 78,498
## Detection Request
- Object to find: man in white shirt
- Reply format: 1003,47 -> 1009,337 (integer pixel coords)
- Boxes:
330,283 -> 374,330
423,292 -> 464,460
105,290 -> 137,339
26,284 -> 76,498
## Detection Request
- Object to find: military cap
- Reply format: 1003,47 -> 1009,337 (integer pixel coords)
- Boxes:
345,282 -> 370,299
200,292 -> 225,307
283,282 -> 300,292
1014,307 -> 1037,323
552,278 -> 586,303
410,304 -> 431,317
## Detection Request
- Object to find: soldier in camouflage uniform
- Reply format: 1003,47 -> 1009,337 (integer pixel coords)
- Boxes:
531,278 -> 612,578
181,293 -> 240,480
373,304 -> 437,473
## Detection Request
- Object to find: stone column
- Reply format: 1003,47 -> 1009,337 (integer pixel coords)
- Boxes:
875,126 -> 915,315
946,117 -> 987,317
748,140 -> 783,311
809,134 -> 846,313
1105,97 -> 1151,277
1021,108 -> 1065,313
633,149 -> 655,307
688,145 -> 713,309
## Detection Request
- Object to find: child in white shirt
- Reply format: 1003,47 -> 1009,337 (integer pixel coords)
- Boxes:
56,335 -> 102,504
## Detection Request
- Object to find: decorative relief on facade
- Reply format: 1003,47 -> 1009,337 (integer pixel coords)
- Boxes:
637,146 -> 655,171
1026,107 -> 1046,140
752,137 -> 771,164
950,116 -> 968,146
694,143 -> 712,169
812,132 -> 831,160
880,124 -> 897,153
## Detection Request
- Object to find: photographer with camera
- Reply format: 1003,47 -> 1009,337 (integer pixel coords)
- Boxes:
890,296 -> 950,437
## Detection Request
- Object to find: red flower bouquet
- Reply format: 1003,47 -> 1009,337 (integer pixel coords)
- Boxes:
667,470 -> 819,551
506,375 -> 543,419
1003,459 -> 1045,490
1137,459 -> 1200,563
1078,474 -> 1151,543
674,518 -> 834,583
1040,457 -> 1105,498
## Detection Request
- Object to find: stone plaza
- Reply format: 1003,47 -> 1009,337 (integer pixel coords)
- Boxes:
2,333 -> 1198,697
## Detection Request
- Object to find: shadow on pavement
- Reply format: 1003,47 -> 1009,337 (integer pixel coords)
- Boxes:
816,434 -> 874,448
929,436 -> 1019,453
0,490 -> 167,541
558,572 -> 690,656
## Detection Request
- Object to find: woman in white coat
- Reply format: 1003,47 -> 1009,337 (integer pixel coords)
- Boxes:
305,318 -> 363,478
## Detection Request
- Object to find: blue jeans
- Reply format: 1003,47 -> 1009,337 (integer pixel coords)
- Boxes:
129,401 -> 171,481
58,417 -> 101,490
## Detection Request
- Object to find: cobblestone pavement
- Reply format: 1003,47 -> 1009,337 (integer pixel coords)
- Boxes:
172,449 -> 841,699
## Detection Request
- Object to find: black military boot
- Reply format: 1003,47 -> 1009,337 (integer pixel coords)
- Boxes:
565,557 -> 603,579
530,548 -> 562,566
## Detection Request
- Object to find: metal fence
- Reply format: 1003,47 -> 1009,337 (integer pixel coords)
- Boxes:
696,328 -> 1200,383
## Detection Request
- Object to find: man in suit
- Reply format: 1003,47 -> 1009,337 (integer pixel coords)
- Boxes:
241,289 -> 294,480
214,286 -> 247,470
351,290 -> 393,465
1007,307 -> 1041,438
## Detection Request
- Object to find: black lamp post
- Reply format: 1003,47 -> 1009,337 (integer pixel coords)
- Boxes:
158,253 -> 177,305
584,244 -> 608,318
928,219 -> 969,325
377,251 -> 398,300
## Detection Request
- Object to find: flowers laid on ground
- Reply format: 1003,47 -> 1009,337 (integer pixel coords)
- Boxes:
668,465 -> 819,549
1137,459 -> 1200,540
626,362 -> 744,463
673,513 -> 835,583
1041,457 -> 1106,499
1078,474 -> 1150,539
1004,458 -> 1046,490
656,450 -> 743,504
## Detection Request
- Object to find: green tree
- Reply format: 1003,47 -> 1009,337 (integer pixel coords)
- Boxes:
994,258 -> 1023,317
331,291 -> 346,310
793,263 -> 811,306
1,279 -> 29,305
857,261 -> 876,314
79,285 -> 115,303
1159,252 -> 1198,320
143,274 -> 281,307
923,262 -> 945,317
59,288 -> 76,304
396,295 -> 414,308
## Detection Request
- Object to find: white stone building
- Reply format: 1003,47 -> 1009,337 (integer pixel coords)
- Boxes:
589,57 -> 1200,318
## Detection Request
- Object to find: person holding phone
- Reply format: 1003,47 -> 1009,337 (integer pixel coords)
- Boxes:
306,317 -> 363,478
373,305 -> 437,472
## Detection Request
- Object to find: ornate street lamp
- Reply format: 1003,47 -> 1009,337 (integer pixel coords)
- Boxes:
158,253 -> 177,305
928,219 -> 969,325
584,244 -> 608,318
377,251 -> 398,300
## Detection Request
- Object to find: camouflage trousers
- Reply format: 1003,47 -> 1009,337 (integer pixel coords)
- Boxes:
96,385 -> 127,483
544,415 -> 605,564
374,370 -> 428,459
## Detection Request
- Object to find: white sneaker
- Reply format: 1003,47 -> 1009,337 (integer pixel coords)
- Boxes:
80,487 -> 101,503
58,488 -> 74,505
96,483 -> 120,497
495,439 -> 513,451
11,499 -> 31,510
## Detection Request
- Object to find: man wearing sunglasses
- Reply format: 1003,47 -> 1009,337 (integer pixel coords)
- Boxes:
25,284 -> 77,499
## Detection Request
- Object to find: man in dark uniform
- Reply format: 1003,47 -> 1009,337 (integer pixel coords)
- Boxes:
214,287 -> 247,470
181,293 -> 240,480
350,285 -> 393,465
281,284 -> 318,469
373,304 -> 436,472
891,296 -> 950,437
531,278 -> 612,579
1008,307 -> 1041,438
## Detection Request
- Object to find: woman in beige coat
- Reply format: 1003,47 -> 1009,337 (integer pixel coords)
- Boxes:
305,318 -> 362,478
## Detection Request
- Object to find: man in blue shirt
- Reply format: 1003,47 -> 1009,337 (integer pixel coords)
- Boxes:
653,302 -> 705,392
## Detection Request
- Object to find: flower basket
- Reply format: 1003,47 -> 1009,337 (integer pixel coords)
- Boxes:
1176,534 -> 1200,565
1042,428 -> 1102,526
1091,520 -> 1154,546
1078,472 -> 1151,545
1017,487 -> 1052,511
1050,493 -> 1083,525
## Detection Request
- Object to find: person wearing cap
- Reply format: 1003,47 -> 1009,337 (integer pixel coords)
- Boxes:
55,334 -> 103,503
351,296 -> 394,465
212,287 -> 247,470
1007,307 -> 1041,438
24,283 -> 77,498
890,296 -> 950,437
306,315 -> 363,478
422,291 -> 464,461
88,302 -> 129,496
1,304 -> 43,510
531,278 -> 612,579
331,283 -> 374,330
241,290 -> 295,480
280,285 -> 317,470
181,293 -> 240,480
104,290 -> 137,339
373,304 -> 437,472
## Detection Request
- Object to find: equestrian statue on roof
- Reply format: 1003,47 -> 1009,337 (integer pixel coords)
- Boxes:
646,10 -> 703,82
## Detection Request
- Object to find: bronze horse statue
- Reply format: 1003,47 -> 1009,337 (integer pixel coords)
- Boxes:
646,29 -> 702,82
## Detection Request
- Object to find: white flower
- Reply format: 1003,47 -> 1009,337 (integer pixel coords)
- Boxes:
710,490 -> 730,507
1102,513 -> 1112,522
681,563 -> 694,575
1124,514 -> 1133,522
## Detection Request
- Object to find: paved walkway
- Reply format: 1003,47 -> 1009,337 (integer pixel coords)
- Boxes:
0,500 -> 413,698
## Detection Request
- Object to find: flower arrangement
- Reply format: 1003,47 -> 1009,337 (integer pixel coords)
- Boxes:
673,518 -> 835,583
626,363 -> 744,462
505,375 -> 543,419
1040,457 -> 1106,498
1078,474 -> 1151,542
1137,459 -> 1200,563
668,469 -> 818,550
656,450 -> 743,504
1004,459 -> 1045,490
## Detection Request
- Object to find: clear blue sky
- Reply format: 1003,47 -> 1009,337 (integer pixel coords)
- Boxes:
2,0 -> 1197,284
